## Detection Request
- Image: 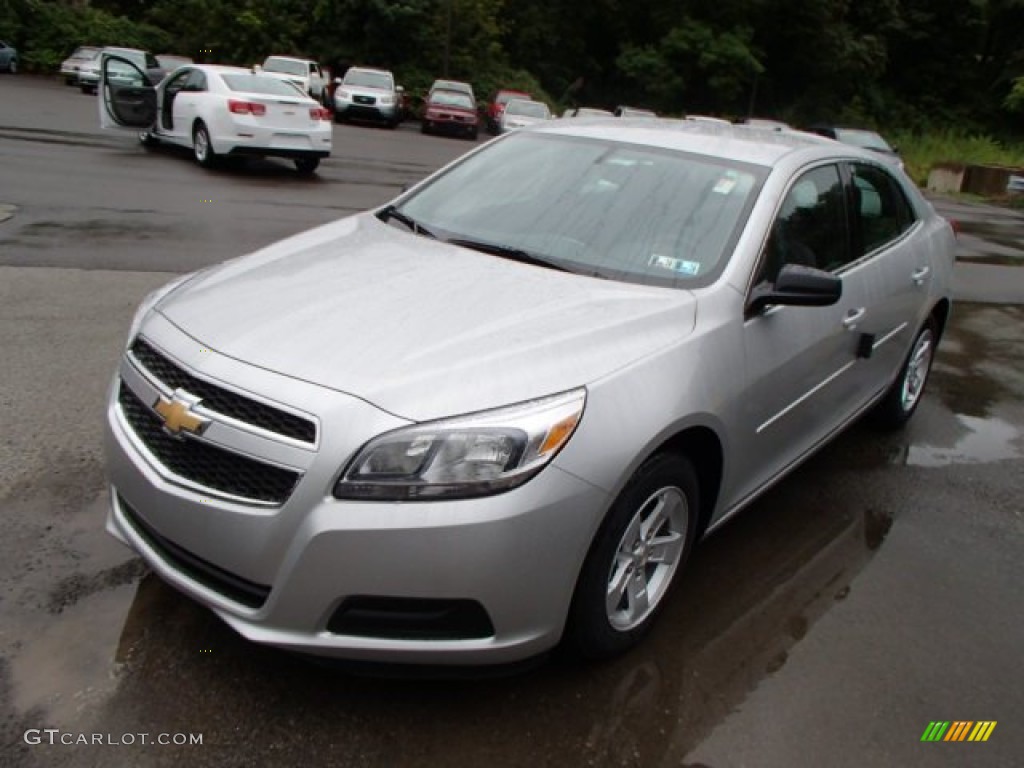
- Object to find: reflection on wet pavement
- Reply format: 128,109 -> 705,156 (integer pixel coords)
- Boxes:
3,305 -> 1022,767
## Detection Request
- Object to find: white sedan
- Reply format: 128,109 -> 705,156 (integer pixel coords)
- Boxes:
99,57 -> 332,174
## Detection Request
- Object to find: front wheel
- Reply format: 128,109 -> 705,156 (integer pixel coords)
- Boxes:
568,453 -> 699,659
294,157 -> 320,175
7,59 -> 16,75
871,317 -> 938,429
138,131 -> 158,148
192,122 -> 217,168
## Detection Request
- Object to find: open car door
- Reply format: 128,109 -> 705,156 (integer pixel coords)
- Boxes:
98,53 -> 157,134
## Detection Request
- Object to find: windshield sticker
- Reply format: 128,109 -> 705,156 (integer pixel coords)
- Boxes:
649,254 -> 701,275
713,171 -> 739,195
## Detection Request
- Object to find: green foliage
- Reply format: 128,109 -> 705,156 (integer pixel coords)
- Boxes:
888,129 -> 1024,186
6,0 -> 171,72
1007,78 -> 1024,113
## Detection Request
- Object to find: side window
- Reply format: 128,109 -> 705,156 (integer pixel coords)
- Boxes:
756,165 -> 847,285
184,69 -> 207,91
165,69 -> 190,94
145,53 -> 160,70
849,163 -> 916,256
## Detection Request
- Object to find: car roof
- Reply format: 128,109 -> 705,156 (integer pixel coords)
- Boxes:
347,66 -> 392,75
530,119 -> 873,168
264,55 -> 314,64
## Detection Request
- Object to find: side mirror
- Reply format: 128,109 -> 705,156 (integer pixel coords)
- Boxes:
396,85 -> 405,93
252,64 -> 263,73
746,264 -> 842,315
333,77 -> 342,85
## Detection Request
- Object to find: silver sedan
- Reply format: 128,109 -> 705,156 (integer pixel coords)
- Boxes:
104,120 -> 954,664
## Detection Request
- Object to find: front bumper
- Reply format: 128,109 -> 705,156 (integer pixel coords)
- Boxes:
104,328 -> 607,664
335,100 -> 398,123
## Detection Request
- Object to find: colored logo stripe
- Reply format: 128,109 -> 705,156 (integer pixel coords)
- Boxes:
921,721 -> 996,742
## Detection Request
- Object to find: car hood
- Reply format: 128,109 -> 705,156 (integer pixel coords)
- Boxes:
262,70 -> 309,83
155,214 -> 697,421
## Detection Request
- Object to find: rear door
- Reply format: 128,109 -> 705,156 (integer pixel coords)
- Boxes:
99,54 -> 157,134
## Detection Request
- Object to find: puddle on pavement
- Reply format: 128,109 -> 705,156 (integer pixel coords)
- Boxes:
906,413 -> 1022,466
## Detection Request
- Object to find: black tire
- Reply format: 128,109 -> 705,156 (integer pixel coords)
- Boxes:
138,131 -> 158,148
568,453 -> 699,659
192,121 -> 217,168
80,84 -> 94,95
8,59 -> 16,75
467,127 -> 479,141
871,316 -> 938,430
294,157 -> 320,175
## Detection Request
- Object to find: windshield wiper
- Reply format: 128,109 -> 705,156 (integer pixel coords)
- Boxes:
377,205 -> 436,239
447,238 -> 573,273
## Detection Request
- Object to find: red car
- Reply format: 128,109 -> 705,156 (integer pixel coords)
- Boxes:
486,88 -> 531,135
421,88 -> 479,140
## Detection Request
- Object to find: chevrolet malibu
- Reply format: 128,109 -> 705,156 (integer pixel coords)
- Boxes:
104,121 -> 954,664
99,56 -> 331,174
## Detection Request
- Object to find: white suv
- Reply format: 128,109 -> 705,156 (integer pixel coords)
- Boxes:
260,56 -> 327,102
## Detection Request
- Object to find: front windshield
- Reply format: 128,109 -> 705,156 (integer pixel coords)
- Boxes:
264,58 -> 306,76
344,70 -> 393,90
430,90 -> 474,109
398,132 -> 764,288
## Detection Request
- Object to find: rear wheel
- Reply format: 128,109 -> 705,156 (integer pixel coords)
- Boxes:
8,59 -> 16,75
138,131 -> 158,148
192,122 -> 217,168
294,157 -> 320,175
871,317 -> 938,429
80,84 -> 94,95
568,453 -> 699,659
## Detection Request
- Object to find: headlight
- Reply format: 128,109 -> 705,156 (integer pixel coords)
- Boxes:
338,89 -> 351,99
380,96 -> 394,106
334,389 -> 586,501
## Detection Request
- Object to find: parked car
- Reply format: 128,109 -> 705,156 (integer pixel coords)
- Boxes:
79,46 -> 165,94
260,55 -> 327,102
333,66 -> 403,127
0,40 -> 17,73
421,88 -> 479,140
101,120 -> 955,665
498,98 -> 551,133
156,54 -> 194,73
98,56 -> 331,174
615,106 -> 657,118
808,125 -> 903,169
428,78 -> 475,106
60,45 -> 100,85
486,88 -> 531,134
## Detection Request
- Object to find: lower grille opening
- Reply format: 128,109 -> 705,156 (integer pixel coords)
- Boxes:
327,597 -> 495,640
119,496 -> 272,610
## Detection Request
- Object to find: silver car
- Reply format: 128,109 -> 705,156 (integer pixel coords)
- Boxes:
498,98 -> 551,132
105,121 -> 954,665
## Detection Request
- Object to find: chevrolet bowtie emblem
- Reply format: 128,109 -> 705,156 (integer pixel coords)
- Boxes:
153,391 -> 209,437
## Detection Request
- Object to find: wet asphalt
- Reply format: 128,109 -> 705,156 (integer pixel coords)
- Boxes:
1,75 -> 1022,767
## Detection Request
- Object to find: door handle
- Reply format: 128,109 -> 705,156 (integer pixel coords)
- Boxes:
842,307 -> 866,330
911,266 -> 931,285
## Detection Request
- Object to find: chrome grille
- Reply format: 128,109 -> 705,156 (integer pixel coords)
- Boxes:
131,337 -> 316,443
118,383 -> 300,505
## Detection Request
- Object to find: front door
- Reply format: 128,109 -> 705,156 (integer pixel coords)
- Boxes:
734,163 -> 883,504
98,54 -> 157,134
